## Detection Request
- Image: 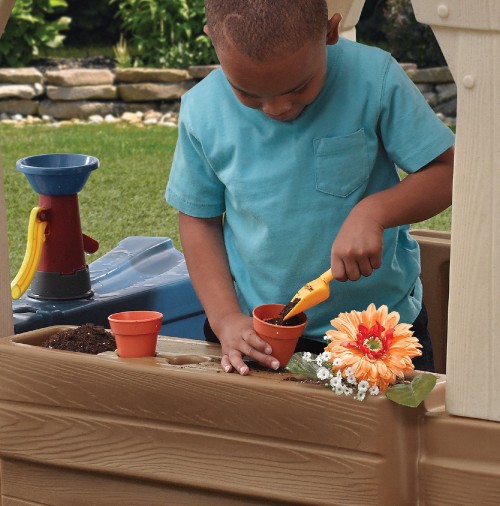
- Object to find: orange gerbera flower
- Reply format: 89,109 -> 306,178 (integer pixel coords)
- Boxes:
324,304 -> 422,391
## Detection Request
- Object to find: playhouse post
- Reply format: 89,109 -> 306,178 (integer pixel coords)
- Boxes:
412,0 -> 500,422
0,0 -> 14,37
0,155 -> 13,337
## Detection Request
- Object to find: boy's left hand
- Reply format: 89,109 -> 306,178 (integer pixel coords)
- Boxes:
330,146 -> 454,282
330,208 -> 384,281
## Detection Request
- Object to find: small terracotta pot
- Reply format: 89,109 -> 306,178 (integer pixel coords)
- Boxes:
252,303 -> 308,368
108,310 -> 163,358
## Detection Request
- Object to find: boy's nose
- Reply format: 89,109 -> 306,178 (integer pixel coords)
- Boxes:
261,98 -> 293,117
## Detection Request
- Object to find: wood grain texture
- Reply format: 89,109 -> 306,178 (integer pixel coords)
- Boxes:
419,411 -> 500,505
413,0 -> 500,421
1,458 -> 275,506
0,329 -> 440,505
0,405 -> 385,505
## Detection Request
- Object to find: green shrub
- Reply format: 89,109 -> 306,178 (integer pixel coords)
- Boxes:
0,0 -> 71,67
112,0 -> 217,68
383,0 -> 446,67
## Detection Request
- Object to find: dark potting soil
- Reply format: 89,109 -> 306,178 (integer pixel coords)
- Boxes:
265,298 -> 302,326
41,323 -> 116,355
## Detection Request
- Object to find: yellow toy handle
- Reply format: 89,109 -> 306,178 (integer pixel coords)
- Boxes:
11,206 -> 47,300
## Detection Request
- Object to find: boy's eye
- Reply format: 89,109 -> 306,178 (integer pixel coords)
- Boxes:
292,84 -> 308,96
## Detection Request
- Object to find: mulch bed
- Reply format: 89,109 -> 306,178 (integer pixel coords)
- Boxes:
31,56 -> 116,73
41,323 -> 116,355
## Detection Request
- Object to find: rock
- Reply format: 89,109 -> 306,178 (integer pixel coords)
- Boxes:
143,110 -> 162,121
416,83 -> 434,94
0,83 -> 44,99
423,92 -> 438,107
46,85 -> 117,101
121,112 -> 142,123
406,67 -> 454,84
88,115 -> 104,124
0,99 -> 39,115
434,98 -> 457,117
115,68 -> 190,83
45,69 -> 115,86
435,83 -> 457,104
39,99 -> 114,119
188,65 -> 220,79
400,62 -> 418,72
0,68 -> 44,84
117,82 -> 194,102
104,114 -> 119,123
112,102 -> 159,116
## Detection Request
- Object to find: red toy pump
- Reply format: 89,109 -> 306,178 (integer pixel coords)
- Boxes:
11,153 -> 99,300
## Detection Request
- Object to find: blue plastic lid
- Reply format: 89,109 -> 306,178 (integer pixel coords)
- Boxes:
16,153 -> 99,195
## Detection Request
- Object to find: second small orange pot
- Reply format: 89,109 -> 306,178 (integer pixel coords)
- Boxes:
252,303 -> 308,368
108,310 -> 163,358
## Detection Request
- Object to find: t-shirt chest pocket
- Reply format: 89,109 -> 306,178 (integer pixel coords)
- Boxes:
313,129 -> 370,197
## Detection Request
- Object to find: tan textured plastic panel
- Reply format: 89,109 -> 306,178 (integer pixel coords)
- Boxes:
411,229 -> 451,374
0,326 -> 442,506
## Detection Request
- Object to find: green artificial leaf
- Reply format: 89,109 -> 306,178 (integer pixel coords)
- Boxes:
285,353 -> 320,379
385,373 -> 437,408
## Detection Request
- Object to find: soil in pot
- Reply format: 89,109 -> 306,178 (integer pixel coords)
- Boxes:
41,323 -> 116,355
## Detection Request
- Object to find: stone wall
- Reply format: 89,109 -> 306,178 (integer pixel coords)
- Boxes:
0,64 -> 456,125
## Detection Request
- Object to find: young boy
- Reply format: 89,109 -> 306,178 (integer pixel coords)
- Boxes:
166,0 -> 454,376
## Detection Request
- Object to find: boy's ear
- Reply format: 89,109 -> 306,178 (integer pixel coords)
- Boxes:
203,24 -> 211,37
326,13 -> 342,45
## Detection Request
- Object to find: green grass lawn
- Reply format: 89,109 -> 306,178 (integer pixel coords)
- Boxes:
1,122 -> 451,278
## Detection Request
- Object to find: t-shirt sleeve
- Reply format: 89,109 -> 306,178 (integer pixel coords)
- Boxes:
378,56 -> 455,174
165,106 -> 225,218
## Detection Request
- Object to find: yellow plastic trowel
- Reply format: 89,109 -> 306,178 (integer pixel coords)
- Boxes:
282,269 -> 333,321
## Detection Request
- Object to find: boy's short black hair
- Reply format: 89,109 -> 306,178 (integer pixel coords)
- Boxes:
205,0 -> 328,61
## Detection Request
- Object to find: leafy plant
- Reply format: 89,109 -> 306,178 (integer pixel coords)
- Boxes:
383,0 -> 446,67
112,0 -> 217,68
0,0 -> 71,67
113,34 -> 132,68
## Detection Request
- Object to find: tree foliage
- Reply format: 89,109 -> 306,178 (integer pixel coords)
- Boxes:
0,0 -> 70,67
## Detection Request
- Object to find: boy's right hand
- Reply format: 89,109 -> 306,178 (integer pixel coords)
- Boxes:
214,313 -> 281,375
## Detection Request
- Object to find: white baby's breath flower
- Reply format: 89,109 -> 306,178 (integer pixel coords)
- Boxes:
334,386 -> 344,396
303,352 -> 312,362
369,385 -> 380,396
332,357 -> 342,367
345,367 -> 353,377
319,351 -> 332,362
317,367 -> 331,380
315,355 -> 323,366
347,374 -> 357,385
358,380 -> 370,392
323,334 -> 330,341
343,385 -> 353,396
355,391 -> 366,402
329,377 -> 342,389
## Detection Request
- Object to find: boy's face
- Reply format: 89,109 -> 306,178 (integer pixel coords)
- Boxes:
217,38 -> 328,122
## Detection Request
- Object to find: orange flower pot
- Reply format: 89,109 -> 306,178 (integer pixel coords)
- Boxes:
108,311 -> 163,358
252,303 -> 308,368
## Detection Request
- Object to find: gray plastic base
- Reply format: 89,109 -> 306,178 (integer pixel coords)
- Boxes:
28,267 -> 93,300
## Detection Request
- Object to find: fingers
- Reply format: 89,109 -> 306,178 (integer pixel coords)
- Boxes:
221,329 -> 280,375
332,251 -> 382,282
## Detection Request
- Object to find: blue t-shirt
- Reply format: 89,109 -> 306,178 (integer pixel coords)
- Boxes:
166,38 -> 455,340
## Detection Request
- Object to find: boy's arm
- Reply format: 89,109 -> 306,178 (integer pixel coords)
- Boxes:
331,146 -> 454,281
178,212 -> 280,374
